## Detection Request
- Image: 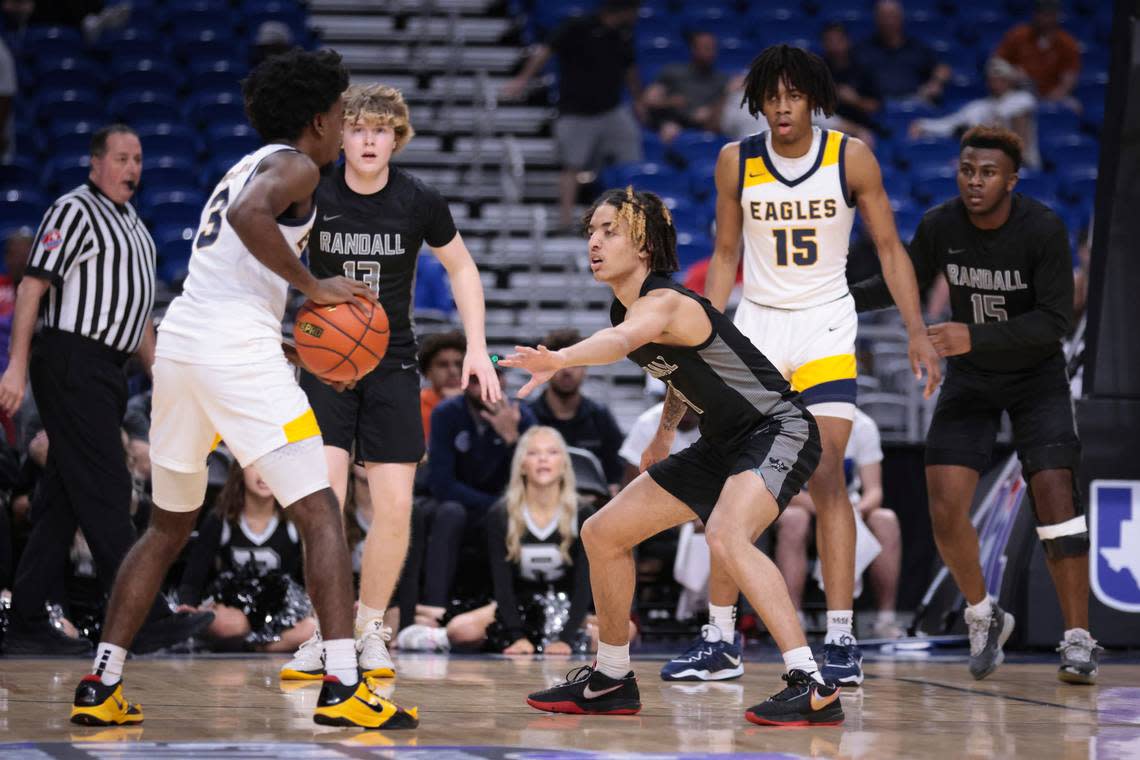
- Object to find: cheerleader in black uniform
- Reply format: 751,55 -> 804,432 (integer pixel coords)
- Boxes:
176,464 -> 316,652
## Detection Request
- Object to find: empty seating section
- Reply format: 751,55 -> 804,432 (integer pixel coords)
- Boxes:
1,0 -> 1107,434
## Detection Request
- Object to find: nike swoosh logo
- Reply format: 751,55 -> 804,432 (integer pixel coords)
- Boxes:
323,214 -> 343,221
353,694 -> 386,713
748,172 -> 765,178
827,326 -> 840,332
724,654 -> 742,667
582,683 -> 624,699
948,248 -> 966,254
401,361 -> 417,370
810,687 -> 840,711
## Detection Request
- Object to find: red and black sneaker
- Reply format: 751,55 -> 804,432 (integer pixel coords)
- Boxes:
745,669 -> 844,727
526,665 -> 641,715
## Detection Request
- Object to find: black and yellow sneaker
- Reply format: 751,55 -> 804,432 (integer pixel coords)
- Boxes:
745,670 -> 844,727
312,676 -> 419,729
70,676 -> 144,726
526,665 -> 641,715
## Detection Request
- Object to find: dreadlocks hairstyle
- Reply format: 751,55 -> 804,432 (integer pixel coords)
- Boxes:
960,125 -> 1023,171
741,44 -> 838,119
584,187 -> 679,275
242,48 -> 349,143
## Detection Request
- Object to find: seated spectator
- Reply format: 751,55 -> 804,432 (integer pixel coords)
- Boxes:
995,0 -> 1080,104
502,0 -> 643,229
774,408 -> 903,638
398,427 -> 602,654
0,228 -> 31,378
251,20 -> 295,68
414,361 -> 536,622
821,22 -> 882,130
909,57 -> 1040,169
175,463 -> 316,653
641,31 -> 729,144
527,328 -> 624,494
855,0 -> 951,102
418,329 -> 466,441
617,395 -> 700,487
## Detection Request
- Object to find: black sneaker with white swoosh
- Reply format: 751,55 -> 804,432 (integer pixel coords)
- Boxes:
526,665 -> 641,715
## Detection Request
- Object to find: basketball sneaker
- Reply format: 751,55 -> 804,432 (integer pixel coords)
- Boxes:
744,670 -> 844,727
1057,628 -> 1102,685
820,637 -> 863,687
358,619 -> 396,678
396,624 -> 451,653
281,630 -> 325,680
312,676 -> 419,729
660,624 -> 744,681
965,601 -> 1014,680
70,676 -> 144,726
526,665 -> 641,715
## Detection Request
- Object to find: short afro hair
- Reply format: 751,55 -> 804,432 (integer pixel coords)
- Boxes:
541,328 -> 582,352
960,125 -> 1024,171
418,329 -> 467,374
242,48 -> 349,143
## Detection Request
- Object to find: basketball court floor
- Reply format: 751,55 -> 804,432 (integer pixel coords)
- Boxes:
3,648 -> 1140,759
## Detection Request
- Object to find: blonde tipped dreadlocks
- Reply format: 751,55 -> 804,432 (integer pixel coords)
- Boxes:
584,186 -> 680,274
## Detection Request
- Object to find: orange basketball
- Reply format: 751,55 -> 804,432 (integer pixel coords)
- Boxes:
293,295 -> 389,382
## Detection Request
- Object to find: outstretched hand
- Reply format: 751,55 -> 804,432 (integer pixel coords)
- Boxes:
497,345 -> 566,398
462,351 -> 502,405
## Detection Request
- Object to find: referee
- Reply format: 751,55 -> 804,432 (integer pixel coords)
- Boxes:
0,124 -> 211,654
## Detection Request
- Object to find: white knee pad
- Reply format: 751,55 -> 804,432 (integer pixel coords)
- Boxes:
252,436 -> 331,507
152,464 -> 208,513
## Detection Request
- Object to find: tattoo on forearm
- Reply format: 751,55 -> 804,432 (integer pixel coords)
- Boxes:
660,385 -> 687,432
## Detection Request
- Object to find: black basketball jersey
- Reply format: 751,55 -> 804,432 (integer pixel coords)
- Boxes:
852,194 -> 1073,374
178,511 -> 304,604
610,273 -> 807,452
309,164 -> 458,363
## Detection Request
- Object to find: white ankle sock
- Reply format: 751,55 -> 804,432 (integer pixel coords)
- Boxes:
324,638 -> 359,685
92,642 -> 127,686
783,645 -> 824,684
825,610 -> 855,645
355,603 -> 386,638
595,641 -> 630,679
967,596 -> 992,621
876,610 -> 896,626
708,603 -> 736,641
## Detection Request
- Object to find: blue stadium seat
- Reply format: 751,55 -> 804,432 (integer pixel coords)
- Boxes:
668,131 -> 725,168
20,26 -> 83,56
882,174 -> 914,209
641,130 -> 666,164
113,59 -> 182,92
141,163 -> 198,193
1013,173 -> 1058,205
188,59 -> 248,92
911,165 -> 958,205
655,194 -> 698,219
175,29 -> 246,62
35,57 -> 105,92
145,191 -> 205,227
686,157 -> 718,200
158,255 -> 192,286
0,189 -> 47,226
675,231 -> 712,271
184,91 -> 247,127
414,252 -> 454,314
35,88 -> 105,124
43,154 -> 92,192
1041,133 -> 1098,167
899,138 -> 959,170
108,90 -> 183,123
101,27 -> 167,59
0,158 -> 39,189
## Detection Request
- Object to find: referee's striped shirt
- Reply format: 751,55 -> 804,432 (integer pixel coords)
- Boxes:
26,181 -> 156,354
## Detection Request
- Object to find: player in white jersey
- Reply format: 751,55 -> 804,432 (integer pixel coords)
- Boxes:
660,46 -> 939,687
69,50 -> 418,731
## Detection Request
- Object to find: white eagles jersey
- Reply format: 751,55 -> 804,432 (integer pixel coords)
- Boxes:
157,144 -> 315,364
738,127 -> 856,310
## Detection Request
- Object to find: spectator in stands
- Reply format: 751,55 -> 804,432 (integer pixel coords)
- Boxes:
774,408 -> 903,638
855,0 -> 951,102
419,329 -> 467,441
416,361 -> 536,622
821,22 -> 881,130
251,21 -> 294,68
527,328 -> 624,494
641,31 -> 729,144
909,57 -> 1040,169
122,389 -> 151,484
398,427 -> 597,654
995,0 -> 1081,105
618,394 -> 699,487
502,0 -> 643,230
176,463 -> 317,654
0,228 -> 31,375
0,28 -> 14,162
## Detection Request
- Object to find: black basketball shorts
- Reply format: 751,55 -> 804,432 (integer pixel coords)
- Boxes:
647,413 -> 821,523
926,355 -> 1081,475
300,358 -> 426,464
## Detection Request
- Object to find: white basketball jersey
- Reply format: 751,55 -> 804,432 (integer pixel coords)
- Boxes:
157,144 -> 315,364
738,128 -> 856,310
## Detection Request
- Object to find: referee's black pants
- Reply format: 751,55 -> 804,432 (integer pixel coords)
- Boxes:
11,330 -> 164,627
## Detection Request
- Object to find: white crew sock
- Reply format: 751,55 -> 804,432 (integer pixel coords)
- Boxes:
825,609 -> 855,645
324,638 -> 359,685
595,641 -> 631,680
355,603 -> 386,638
708,603 -> 736,641
92,642 -> 127,686
966,596 -> 993,621
783,645 -> 824,684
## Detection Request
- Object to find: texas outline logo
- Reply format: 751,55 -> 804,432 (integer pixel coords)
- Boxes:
1090,480 -> 1140,613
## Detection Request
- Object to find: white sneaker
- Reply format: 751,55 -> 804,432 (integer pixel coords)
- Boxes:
281,630 -> 324,680
395,624 -> 450,653
357,618 -> 396,678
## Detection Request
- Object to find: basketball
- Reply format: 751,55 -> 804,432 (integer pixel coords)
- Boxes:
293,295 -> 390,382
